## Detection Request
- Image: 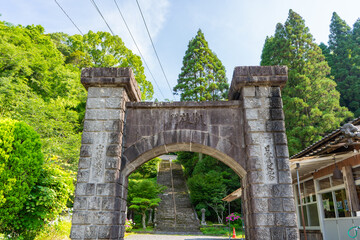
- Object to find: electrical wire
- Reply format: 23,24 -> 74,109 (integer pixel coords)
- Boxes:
54,0 -> 83,35
114,0 -> 165,100
89,0 -> 115,36
135,0 -> 175,100
89,0 -> 162,100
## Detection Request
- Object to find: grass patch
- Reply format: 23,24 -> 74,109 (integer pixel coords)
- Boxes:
201,225 -> 244,238
131,226 -> 154,232
34,218 -> 71,240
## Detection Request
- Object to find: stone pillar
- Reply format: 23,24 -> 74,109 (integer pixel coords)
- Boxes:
148,209 -> 153,225
70,68 -> 141,240
230,66 -> 299,240
201,208 -> 206,226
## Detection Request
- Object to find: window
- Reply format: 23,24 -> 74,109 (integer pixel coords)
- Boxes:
335,189 -> 351,217
296,179 -> 320,227
322,192 -> 335,218
318,176 -> 350,219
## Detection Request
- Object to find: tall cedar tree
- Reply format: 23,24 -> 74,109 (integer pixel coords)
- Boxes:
261,9 -> 352,156
173,29 -> 229,101
348,19 -> 360,116
322,14 -> 360,116
174,30 -> 240,223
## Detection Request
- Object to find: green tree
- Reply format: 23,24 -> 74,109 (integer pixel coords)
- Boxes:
129,157 -> 161,179
328,12 -> 352,85
129,197 -> 161,229
346,19 -> 360,116
127,179 -> 165,229
323,12 -> 360,115
63,31 -> 153,100
0,21 -> 85,171
173,29 -> 229,101
188,171 -> 227,224
261,9 -> 352,156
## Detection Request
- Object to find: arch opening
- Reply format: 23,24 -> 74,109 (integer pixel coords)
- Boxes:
125,145 -> 245,235
122,142 -> 246,178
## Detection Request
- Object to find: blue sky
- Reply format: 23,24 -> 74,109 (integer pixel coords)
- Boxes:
1,0 -> 360,100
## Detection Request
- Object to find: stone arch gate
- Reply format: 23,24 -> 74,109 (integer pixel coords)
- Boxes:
70,66 -> 299,240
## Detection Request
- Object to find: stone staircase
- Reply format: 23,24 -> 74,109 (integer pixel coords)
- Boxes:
155,159 -> 201,233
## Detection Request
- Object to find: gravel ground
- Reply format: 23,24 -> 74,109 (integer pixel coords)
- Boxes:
126,234 -> 234,240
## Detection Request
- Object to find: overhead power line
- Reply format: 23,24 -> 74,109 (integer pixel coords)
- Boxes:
54,0 -> 83,35
88,0 -> 162,100
89,0 -> 115,36
135,0 -> 175,100
113,0 -> 165,99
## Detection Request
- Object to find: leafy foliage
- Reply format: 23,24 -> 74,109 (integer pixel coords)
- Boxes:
127,178 -> 164,229
0,119 -> 43,238
53,31 -> 154,100
179,154 -> 241,224
0,20 -> 85,171
173,29 -> 229,101
261,9 -> 353,155
0,119 -> 73,239
321,13 -> 360,117
129,157 -> 161,179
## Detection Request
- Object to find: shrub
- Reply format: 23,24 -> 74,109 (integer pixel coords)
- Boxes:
0,119 -> 74,239
0,119 -> 43,239
125,219 -> 135,232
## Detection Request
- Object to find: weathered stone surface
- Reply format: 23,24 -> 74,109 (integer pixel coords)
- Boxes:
70,225 -> 84,239
276,145 -> 290,158
275,213 -> 297,226
83,120 -> 104,132
266,120 -> 286,132
73,197 -> 87,210
77,169 -> 90,182
273,184 -> 294,198
244,97 -> 261,108
88,196 -> 101,210
97,183 -> 116,196
84,226 -> 97,238
247,120 -> 266,132
269,197 -> 283,212
78,157 -> 91,169
250,184 -> 273,198
242,86 -> 256,97
72,211 -> 92,224
278,170 -> 292,184
286,227 -> 300,240
274,133 -> 287,144
270,109 -> 284,120
252,227 -> 272,240
283,198 -> 296,212
253,213 -> 275,226
251,198 -> 269,213
277,157 -> 291,171
80,145 -> 91,157
249,171 -> 264,184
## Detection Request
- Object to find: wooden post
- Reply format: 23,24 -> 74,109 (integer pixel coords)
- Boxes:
343,166 -> 360,213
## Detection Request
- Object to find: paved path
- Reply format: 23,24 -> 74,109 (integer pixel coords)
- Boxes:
126,234 -> 233,240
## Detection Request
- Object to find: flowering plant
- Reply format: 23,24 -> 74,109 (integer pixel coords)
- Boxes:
226,212 -> 242,227
125,218 -> 135,232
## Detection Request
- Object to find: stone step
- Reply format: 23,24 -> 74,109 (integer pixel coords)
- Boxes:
155,159 -> 200,232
